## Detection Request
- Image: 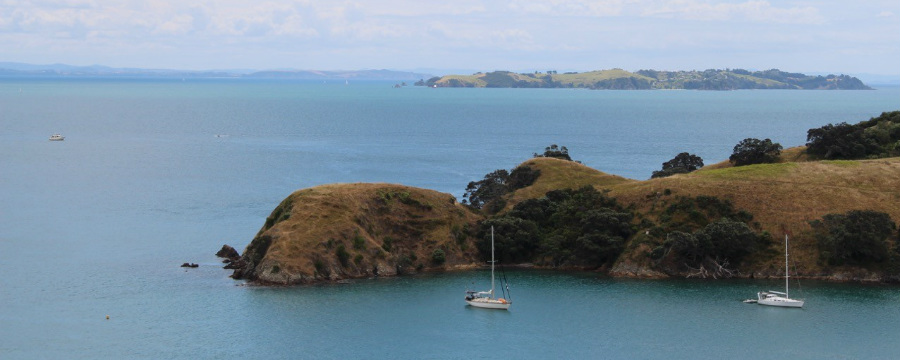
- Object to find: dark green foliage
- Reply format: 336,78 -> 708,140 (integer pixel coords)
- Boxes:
662,219 -> 764,267
811,210 -> 897,265
806,111 -> 900,160
431,248 -> 446,265
336,245 -> 350,267
478,186 -> 633,268
479,217 -> 541,264
729,138 -> 782,166
313,259 -> 328,276
352,234 -> 365,250
462,165 -> 541,212
660,196 -> 753,233
259,195 -> 294,235
694,219 -> 761,261
244,234 -> 273,267
396,254 -> 413,274
507,166 -> 541,190
651,152 -> 704,178
354,254 -> 364,266
651,196 -> 763,269
452,224 -> 470,246
462,169 -> 509,209
533,144 -> 572,161
381,236 -> 393,252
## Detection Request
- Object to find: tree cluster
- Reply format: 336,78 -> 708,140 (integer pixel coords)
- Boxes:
478,186 -> 633,268
729,138 -> 782,166
533,144 -> 572,161
810,210 -> 897,266
651,152 -> 704,178
462,166 -> 541,213
806,111 -> 900,160
647,196 -> 763,275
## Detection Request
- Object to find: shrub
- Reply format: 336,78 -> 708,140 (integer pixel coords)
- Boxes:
811,210 -> 897,265
381,237 -> 393,252
335,245 -> 350,267
352,234 -> 366,250
432,249 -> 446,265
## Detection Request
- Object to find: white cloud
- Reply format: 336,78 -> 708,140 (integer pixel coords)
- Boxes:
0,0 -> 897,73
506,0 -> 627,17
641,0 -> 825,24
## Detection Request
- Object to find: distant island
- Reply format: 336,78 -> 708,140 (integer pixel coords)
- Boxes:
423,68 -> 872,90
220,111 -> 900,286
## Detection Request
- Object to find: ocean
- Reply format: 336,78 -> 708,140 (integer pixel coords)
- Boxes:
1,78 -> 899,358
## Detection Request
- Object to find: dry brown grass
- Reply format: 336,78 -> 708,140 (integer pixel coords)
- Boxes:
605,157 -> 900,274
495,154 -> 900,275
249,183 -> 482,284
503,157 -> 634,210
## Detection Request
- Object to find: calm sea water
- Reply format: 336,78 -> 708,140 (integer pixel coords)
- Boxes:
1,78 -> 899,358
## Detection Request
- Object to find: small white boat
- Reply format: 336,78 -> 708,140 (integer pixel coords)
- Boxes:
756,234 -> 804,308
49,134 -> 65,141
465,226 -> 511,310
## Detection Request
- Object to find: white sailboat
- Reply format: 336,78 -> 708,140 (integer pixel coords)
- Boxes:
756,234 -> 804,308
465,226 -> 511,310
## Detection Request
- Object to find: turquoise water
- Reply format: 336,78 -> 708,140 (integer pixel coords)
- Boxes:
1,78 -> 899,358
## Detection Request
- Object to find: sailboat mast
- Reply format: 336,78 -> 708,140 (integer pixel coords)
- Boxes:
785,234 -> 789,299
491,226 -> 495,298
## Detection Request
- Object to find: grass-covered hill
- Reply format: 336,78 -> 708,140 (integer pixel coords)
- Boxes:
227,154 -> 900,285
229,183 -> 483,285
425,68 -> 871,90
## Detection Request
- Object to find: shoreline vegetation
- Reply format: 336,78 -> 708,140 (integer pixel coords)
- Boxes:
420,68 -> 871,90
220,111 -> 900,286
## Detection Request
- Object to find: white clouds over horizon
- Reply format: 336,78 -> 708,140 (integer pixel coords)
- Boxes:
0,0 -> 898,74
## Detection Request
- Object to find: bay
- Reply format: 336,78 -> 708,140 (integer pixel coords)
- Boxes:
1,78 -> 899,358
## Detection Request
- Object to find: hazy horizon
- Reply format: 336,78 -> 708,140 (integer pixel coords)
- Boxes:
1,1 -> 898,76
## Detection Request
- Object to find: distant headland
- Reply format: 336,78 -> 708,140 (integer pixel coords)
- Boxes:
422,69 -> 872,90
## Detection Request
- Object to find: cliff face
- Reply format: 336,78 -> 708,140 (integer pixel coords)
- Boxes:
230,183 -> 482,285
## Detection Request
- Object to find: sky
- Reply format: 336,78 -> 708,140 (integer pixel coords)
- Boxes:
1,0 -> 898,75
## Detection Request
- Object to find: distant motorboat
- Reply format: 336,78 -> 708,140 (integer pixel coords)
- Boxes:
49,134 -> 65,141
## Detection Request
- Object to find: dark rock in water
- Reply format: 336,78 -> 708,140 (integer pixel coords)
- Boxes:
217,244 -> 246,275
216,244 -> 240,259
224,258 -> 246,270
181,262 -> 199,268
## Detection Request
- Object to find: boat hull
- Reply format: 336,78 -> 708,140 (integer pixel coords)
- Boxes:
757,294 -> 804,308
465,299 -> 511,310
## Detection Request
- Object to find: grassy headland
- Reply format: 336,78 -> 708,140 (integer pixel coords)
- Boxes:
228,154 -> 900,285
